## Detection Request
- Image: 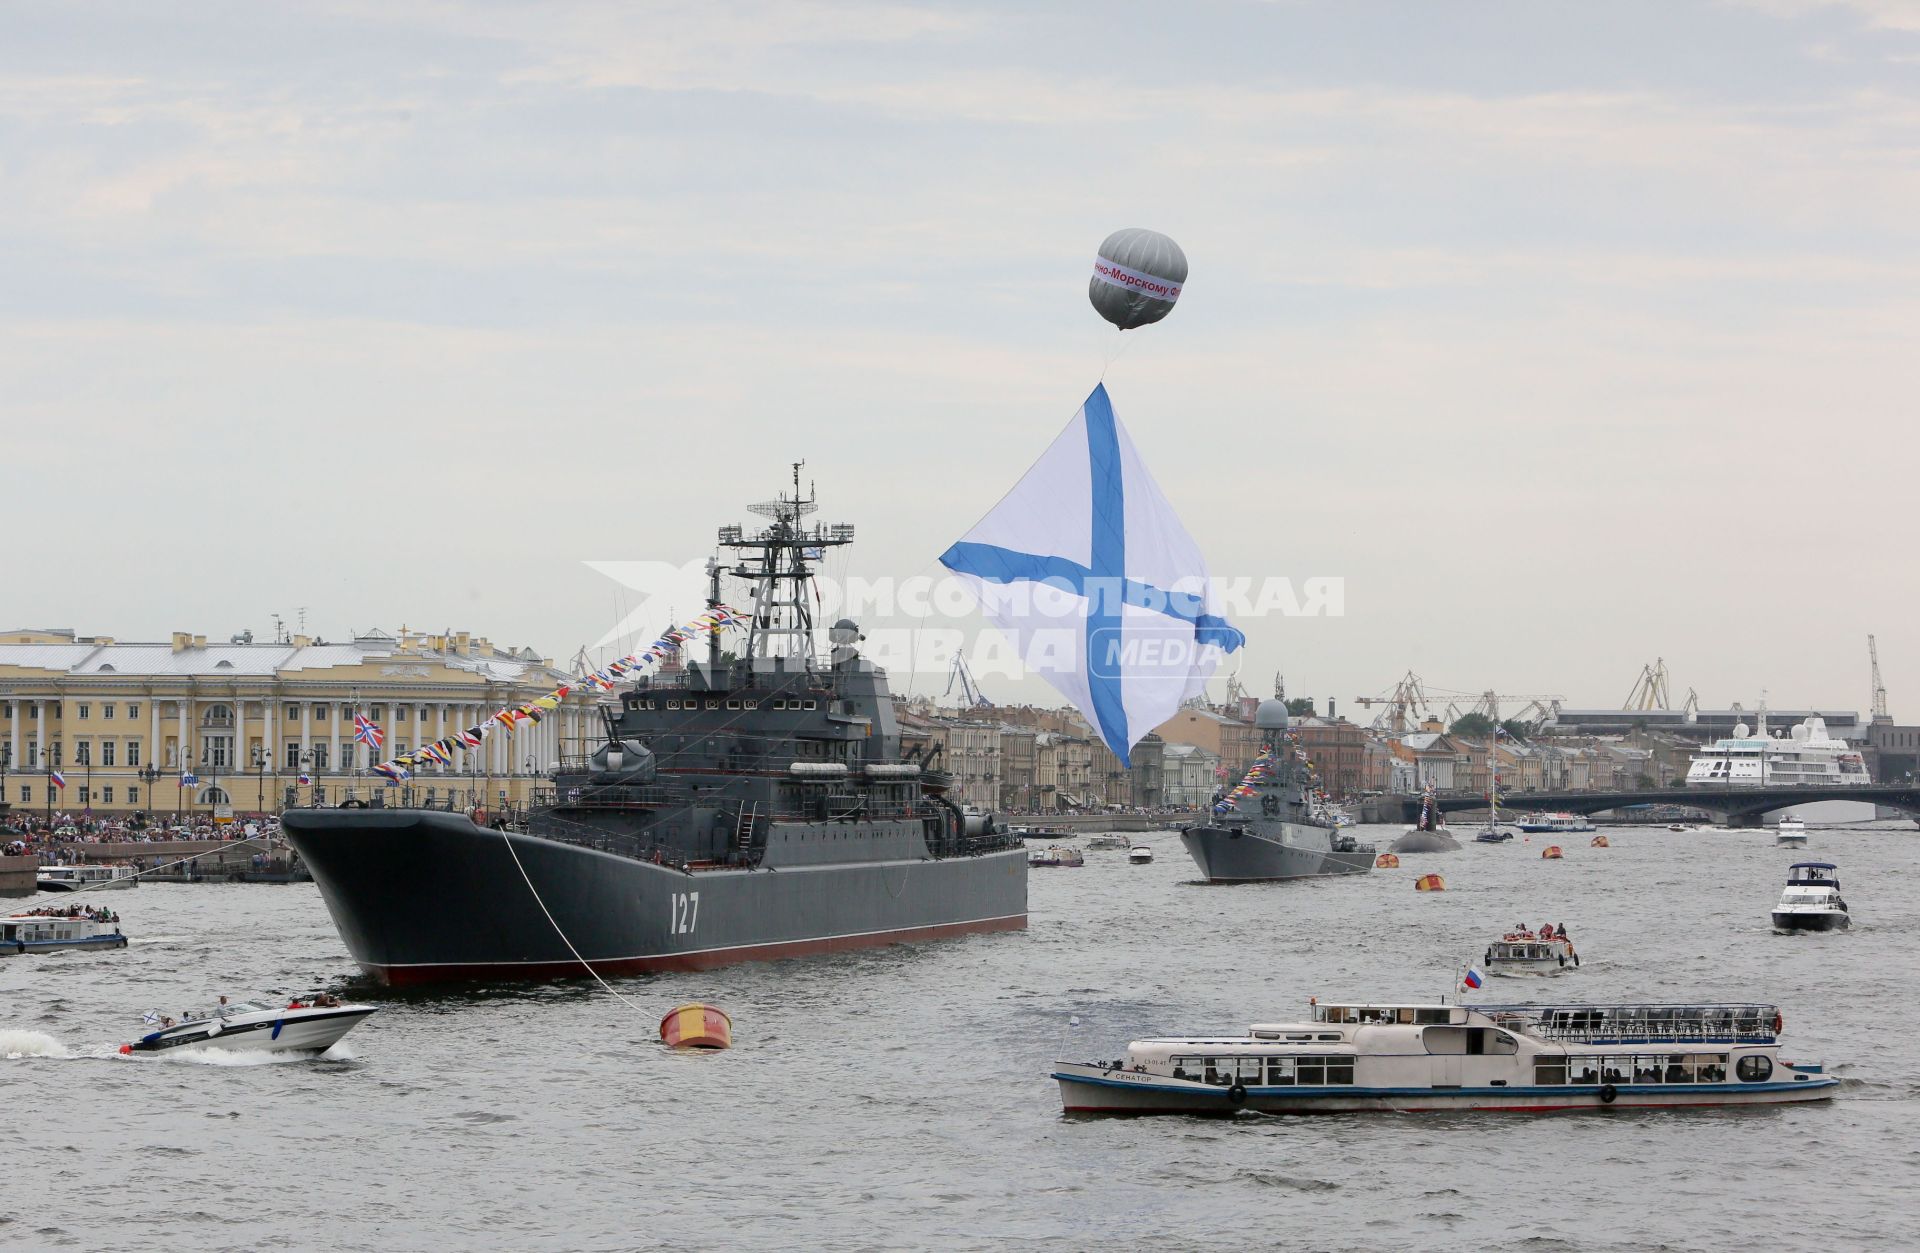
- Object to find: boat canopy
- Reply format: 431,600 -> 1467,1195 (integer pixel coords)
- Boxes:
1787,862 -> 1839,885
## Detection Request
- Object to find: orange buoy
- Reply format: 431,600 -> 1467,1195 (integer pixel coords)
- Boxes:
1375,853 -> 1400,868
660,1002 -> 732,1050
1589,835 -> 1610,848
118,1043 -> 132,1055
1541,845 -> 1563,860
1414,873 -> 1446,892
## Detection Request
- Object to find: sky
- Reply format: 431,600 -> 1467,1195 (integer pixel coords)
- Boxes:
3,0 -> 1917,718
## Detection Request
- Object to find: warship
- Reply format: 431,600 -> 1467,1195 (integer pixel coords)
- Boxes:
1179,700 -> 1374,882
282,475 -> 1028,985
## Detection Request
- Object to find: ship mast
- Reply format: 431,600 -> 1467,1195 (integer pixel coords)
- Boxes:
716,462 -> 856,669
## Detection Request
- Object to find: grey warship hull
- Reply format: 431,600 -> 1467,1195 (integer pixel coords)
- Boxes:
286,808 -> 1027,985
1180,822 -> 1375,883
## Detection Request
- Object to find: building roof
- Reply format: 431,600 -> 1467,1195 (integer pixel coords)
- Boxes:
0,630 -> 569,685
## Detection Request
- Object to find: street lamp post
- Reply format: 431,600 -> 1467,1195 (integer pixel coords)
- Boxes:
136,764 -> 162,829
252,746 -> 269,816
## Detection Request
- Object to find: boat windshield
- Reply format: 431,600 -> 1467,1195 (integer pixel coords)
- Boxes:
1787,862 -> 1839,886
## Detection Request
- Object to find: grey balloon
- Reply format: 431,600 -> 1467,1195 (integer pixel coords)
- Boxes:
1088,227 -> 1188,331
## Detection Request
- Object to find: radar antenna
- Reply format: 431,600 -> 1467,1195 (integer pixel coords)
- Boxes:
717,464 -> 855,667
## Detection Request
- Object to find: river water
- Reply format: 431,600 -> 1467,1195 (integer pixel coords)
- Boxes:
4,821 -> 1916,1252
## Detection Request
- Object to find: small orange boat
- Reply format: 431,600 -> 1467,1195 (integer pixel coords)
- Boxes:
660,1002 -> 733,1050
1375,853 -> 1401,869
1414,873 -> 1446,892
1541,845 -> 1564,860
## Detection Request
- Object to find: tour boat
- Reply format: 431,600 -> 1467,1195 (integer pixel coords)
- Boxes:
1128,845 -> 1153,865
0,911 -> 127,956
126,999 -> 377,1055
1516,813 -> 1597,834
1776,817 -> 1808,848
1086,834 -> 1130,851
1054,999 -> 1836,1114
1771,862 -> 1848,932
1029,845 -> 1085,868
1484,928 -> 1581,976
36,864 -> 138,892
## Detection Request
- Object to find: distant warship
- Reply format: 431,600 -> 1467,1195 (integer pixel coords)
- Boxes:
1179,700 -> 1374,882
283,473 -> 1028,985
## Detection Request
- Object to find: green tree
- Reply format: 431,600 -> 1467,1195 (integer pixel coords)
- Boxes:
1498,719 -> 1531,743
1450,712 -> 1494,738
1285,698 -> 1316,717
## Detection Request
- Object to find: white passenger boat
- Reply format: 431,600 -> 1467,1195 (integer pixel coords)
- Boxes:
1086,834 -> 1130,851
36,864 -> 139,892
126,997 -> 377,1055
1,909 -> 128,955
1128,845 -> 1153,864
1029,845 -> 1085,868
1515,813 -> 1596,834
1054,999 -> 1836,1114
1776,817 -> 1808,848
1484,927 -> 1581,976
1771,862 -> 1848,932
1686,714 -> 1868,787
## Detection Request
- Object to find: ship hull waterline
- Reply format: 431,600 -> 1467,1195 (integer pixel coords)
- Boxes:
283,809 -> 1028,986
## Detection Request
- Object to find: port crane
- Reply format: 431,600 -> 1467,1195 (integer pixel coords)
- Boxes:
1623,659 -> 1672,711
1354,672 -> 1434,733
945,650 -> 992,709
1870,634 -> 1891,725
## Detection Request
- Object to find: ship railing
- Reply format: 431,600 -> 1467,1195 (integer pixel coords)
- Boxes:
1478,1003 -> 1781,1044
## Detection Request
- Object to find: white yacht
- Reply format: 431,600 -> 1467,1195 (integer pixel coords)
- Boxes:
1771,862 -> 1848,932
1484,928 -> 1581,976
1054,1000 -> 1836,1114
1128,845 -> 1153,864
36,864 -> 139,892
1776,817 -> 1808,848
1686,715 -> 1869,788
126,998 -> 377,1055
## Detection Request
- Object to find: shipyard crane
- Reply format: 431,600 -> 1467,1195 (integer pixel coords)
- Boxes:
1623,659 -> 1671,711
1870,634 -> 1891,725
1354,671 -> 1433,734
945,650 -> 991,709
1458,689 -> 1564,726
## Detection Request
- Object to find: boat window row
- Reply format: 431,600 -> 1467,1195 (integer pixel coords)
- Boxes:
1315,1006 -> 1452,1025
1533,1054 -> 1730,1086
1170,1055 -> 1357,1086
643,697 -> 821,712
1516,1006 -> 1778,1042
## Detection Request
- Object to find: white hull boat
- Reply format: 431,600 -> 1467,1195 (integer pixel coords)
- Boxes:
1055,999 -> 1835,1115
127,1000 -> 377,1055
1771,862 -> 1848,932
1128,846 -> 1153,864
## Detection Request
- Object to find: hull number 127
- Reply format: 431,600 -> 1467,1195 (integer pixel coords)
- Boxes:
670,891 -> 700,935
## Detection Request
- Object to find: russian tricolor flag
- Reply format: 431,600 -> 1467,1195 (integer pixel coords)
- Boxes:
49,770 -> 66,789
1463,968 -> 1485,990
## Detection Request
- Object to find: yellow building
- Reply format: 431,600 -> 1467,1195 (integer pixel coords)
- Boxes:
0,626 -> 602,820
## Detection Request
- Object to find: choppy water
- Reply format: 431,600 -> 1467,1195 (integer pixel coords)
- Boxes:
4,821 -> 1917,1252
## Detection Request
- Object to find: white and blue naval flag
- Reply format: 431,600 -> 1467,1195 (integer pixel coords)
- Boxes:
939,384 -> 1244,765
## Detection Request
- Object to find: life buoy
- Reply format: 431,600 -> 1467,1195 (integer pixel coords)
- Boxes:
1226,1083 -> 1247,1106
1598,1083 -> 1617,1105
1772,1011 -> 1784,1035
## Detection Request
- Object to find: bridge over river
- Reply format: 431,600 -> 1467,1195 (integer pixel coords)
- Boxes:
1359,784 -> 1920,828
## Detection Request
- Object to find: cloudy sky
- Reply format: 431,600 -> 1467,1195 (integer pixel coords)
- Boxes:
4,1 -> 1917,717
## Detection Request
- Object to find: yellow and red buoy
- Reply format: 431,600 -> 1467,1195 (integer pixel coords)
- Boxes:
660,1002 -> 733,1050
1414,873 -> 1446,892
1541,845 -> 1564,860
1375,853 -> 1401,869
1590,835 -> 1610,848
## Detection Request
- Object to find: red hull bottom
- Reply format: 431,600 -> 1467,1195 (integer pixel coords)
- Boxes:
363,913 -> 1028,986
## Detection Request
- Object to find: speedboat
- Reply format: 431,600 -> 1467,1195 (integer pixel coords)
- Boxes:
1776,817 -> 1808,848
1484,927 -> 1581,976
1029,845 -> 1085,868
1054,999 -> 1836,1114
1473,827 -> 1513,844
1771,862 -> 1848,932
125,998 -> 377,1055
1128,845 -> 1153,864
36,864 -> 138,892
1,908 -> 127,956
